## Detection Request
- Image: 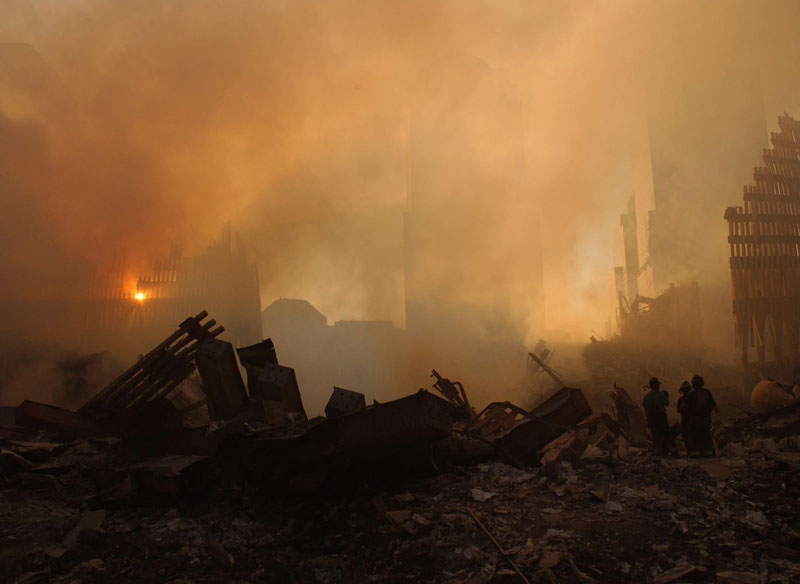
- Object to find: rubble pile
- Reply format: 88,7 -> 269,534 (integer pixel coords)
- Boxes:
715,401 -> 800,460
1,312 -> 799,583
2,430 -> 799,583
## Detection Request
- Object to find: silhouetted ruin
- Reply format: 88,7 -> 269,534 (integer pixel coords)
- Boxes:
87,225 -> 262,351
5,4 -> 800,582
725,114 -> 800,379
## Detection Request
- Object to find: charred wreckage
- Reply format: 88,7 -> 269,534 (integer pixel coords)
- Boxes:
0,311 -> 593,497
3,312 -> 800,583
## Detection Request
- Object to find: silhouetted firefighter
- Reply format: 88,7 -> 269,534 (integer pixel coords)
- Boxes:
686,374 -> 716,457
642,377 -> 671,456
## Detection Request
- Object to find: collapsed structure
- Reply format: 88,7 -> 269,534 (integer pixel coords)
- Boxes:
4,312 -> 800,583
0,312 -> 593,495
587,283 -> 705,390
725,114 -> 800,381
86,225 -> 262,353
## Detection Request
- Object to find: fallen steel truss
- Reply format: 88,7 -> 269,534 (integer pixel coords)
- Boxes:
80,311 -> 223,413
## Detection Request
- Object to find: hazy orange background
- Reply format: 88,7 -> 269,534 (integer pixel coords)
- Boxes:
1,0 -> 800,349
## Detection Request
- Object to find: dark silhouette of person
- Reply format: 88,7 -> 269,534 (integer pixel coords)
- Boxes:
642,377 -> 670,456
676,381 -> 692,453
687,374 -> 716,457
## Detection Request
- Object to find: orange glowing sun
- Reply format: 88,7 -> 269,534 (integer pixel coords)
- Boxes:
135,291 -> 145,301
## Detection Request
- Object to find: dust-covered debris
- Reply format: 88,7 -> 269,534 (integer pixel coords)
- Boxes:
2,313 -> 799,582
2,433 -> 798,582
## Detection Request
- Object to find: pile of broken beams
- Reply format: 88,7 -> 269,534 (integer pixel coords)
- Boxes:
0,311 -> 593,496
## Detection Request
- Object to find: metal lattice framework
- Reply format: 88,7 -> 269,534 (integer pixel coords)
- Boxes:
80,311 -> 223,413
725,114 -> 800,369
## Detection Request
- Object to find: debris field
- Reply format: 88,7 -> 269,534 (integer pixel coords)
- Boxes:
1,312 -> 799,583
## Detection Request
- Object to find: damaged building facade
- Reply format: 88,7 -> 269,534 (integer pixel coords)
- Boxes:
608,72 -> 767,361
725,114 -> 800,382
86,225 -> 262,354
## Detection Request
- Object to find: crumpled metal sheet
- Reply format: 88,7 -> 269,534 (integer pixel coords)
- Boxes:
458,387 -> 593,464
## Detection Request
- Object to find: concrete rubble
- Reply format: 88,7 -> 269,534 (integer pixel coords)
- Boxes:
1,312 -> 799,582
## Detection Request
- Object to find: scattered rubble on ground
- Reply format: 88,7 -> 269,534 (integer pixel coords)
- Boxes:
1,312 -> 800,583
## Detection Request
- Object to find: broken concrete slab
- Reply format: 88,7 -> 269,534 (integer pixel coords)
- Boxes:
195,338 -> 251,421
249,362 -> 305,421
324,387 -> 366,418
236,339 -> 278,369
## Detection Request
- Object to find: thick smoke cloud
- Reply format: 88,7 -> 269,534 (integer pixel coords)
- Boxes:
1,0 -> 799,350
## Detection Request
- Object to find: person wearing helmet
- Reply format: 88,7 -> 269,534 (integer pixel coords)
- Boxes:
687,374 -> 716,457
642,377 -> 670,456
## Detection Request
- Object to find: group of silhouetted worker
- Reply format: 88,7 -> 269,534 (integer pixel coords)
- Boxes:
642,375 -> 717,457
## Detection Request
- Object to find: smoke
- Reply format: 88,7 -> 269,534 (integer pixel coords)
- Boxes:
1,0 -> 800,353
0,333 -> 120,408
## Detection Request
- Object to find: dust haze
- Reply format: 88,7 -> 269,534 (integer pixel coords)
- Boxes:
1,0 -> 800,407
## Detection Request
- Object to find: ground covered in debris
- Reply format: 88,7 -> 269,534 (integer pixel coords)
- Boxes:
3,439 -> 799,584
3,317 -> 799,583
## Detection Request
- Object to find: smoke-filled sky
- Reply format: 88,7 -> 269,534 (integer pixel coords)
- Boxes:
1,0 -> 800,344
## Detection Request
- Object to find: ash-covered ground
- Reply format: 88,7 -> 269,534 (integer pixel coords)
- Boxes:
2,411 -> 800,584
